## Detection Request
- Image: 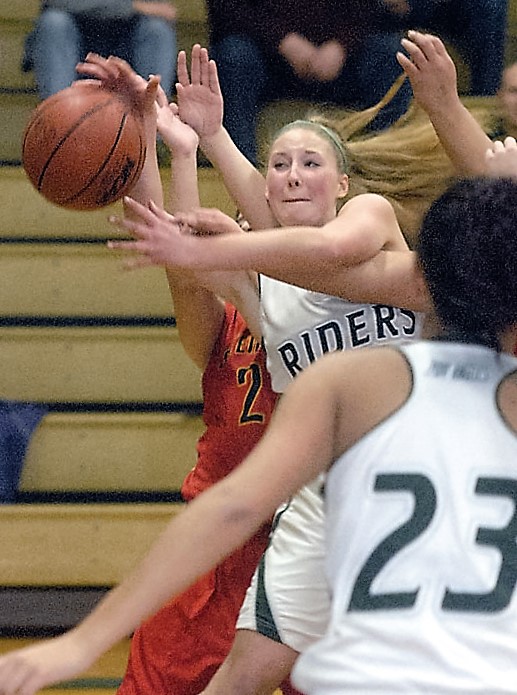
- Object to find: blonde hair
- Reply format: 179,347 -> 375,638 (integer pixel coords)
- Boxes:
260,75 -> 497,247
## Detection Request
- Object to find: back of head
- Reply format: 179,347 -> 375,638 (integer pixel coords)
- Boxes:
417,177 -> 517,344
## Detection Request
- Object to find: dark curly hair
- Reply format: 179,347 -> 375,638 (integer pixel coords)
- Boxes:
417,177 -> 517,348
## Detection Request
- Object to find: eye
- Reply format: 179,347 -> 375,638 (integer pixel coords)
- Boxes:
273,161 -> 288,170
305,159 -> 320,168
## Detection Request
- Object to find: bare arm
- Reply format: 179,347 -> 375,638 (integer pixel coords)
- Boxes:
156,90 -> 262,355
397,31 -> 492,176
0,346 -> 414,695
0,346 -> 341,695
155,89 -> 226,369
109,192 -> 431,309
175,45 -> 276,230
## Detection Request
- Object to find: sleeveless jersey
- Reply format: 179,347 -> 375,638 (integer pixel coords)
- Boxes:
236,277 -> 425,654
293,341 -> 517,695
119,304 -> 278,695
260,276 -> 423,393
182,302 -> 278,500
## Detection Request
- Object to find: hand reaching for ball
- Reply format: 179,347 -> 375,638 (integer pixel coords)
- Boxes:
75,53 -> 160,124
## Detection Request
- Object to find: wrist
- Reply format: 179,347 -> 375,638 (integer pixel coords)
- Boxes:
199,126 -> 229,159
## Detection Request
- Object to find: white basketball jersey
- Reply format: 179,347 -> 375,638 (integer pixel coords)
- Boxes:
293,341 -> 517,695
260,275 -> 424,393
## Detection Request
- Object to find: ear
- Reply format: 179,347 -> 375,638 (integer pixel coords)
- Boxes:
337,173 -> 349,199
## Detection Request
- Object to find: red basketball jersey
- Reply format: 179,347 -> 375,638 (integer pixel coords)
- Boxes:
182,303 -> 278,500
118,304 -> 280,695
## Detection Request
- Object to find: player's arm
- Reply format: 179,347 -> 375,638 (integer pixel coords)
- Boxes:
109,192 -> 430,312
155,88 -> 226,368
175,45 -> 277,230
397,31 -> 492,176
0,349 -> 346,695
156,88 -> 262,363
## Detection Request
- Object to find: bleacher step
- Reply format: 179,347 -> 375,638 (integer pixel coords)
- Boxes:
0,503 -> 181,585
0,325 -> 202,402
20,411 -> 204,493
0,243 -> 174,318
0,166 -> 235,238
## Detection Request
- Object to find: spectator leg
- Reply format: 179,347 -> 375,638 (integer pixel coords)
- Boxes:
32,9 -> 81,99
131,15 -> 177,97
211,35 -> 268,165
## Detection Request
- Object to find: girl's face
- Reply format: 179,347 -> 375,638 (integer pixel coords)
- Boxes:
265,127 -> 349,227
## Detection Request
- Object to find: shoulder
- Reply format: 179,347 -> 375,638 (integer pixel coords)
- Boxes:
291,346 -> 410,398
339,193 -> 397,218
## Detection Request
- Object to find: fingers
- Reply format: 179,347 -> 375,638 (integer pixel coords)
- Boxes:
122,196 -> 157,221
190,43 -> 202,85
108,199 -> 175,238
155,83 -> 169,107
208,59 -> 221,95
199,46 -> 210,87
400,30 -> 448,69
176,50 -> 190,87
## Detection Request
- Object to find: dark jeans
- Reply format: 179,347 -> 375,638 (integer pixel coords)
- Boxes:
211,32 -> 412,164
29,8 -> 176,100
381,0 -> 508,96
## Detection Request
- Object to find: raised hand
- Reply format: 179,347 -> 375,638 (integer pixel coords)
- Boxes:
176,44 -> 224,139
397,31 -> 458,115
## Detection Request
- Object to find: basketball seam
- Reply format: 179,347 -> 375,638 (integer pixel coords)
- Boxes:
36,97 -> 120,191
64,112 -> 129,206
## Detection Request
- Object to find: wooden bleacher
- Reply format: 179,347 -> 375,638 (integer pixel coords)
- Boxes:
0,0 -> 209,163
1,0 -> 517,633
0,1 -> 226,632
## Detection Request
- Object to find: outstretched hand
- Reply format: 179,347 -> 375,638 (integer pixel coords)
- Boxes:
0,631 -> 96,695
396,31 -> 458,114
108,198 -> 198,269
174,208 -> 244,237
75,53 -> 160,120
486,137 -> 517,180
175,44 -> 224,139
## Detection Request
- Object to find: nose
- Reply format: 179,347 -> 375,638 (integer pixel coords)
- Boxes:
288,167 -> 301,187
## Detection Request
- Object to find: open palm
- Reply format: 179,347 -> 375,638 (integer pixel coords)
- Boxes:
176,44 -> 223,139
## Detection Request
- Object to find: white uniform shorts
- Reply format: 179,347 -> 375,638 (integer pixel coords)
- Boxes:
236,476 -> 331,653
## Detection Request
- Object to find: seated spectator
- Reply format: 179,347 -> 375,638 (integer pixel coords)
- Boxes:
23,0 -> 177,100
206,0 -> 413,164
380,0 -> 508,96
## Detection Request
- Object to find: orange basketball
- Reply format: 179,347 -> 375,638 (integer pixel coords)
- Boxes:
22,83 -> 146,210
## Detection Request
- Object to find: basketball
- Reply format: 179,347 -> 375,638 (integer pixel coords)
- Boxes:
22,83 -> 147,210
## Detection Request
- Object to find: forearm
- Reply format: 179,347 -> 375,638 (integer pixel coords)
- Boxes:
427,98 -> 492,176
199,127 -> 276,229
166,270 -> 225,369
70,477 -> 274,657
129,118 -> 164,209
168,150 -> 200,213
